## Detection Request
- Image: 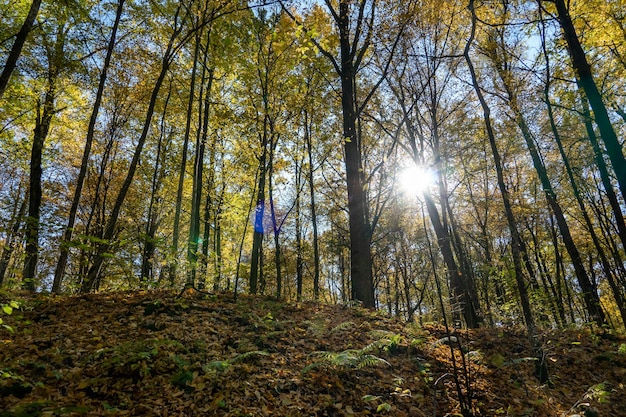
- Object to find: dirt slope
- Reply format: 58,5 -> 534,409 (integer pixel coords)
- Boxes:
1,290 -> 625,416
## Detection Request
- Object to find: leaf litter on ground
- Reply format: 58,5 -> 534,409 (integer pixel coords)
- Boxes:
0,290 -> 625,416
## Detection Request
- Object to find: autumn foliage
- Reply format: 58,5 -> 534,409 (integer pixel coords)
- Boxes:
1,290 -> 624,416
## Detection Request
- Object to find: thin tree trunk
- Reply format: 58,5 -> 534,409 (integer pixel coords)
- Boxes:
81,6 -> 188,292
188,34 -> 213,288
0,0 -> 41,99
578,92 -> 626,252
548,0 -> 626,201
544,95 -> 625,326
467,0 -> 547,383
269,144 -> 282,299
250,129 -> 268,295
212,183 -> 224,291
304,111 -> 321,300
525,218 -> 564,327
52,0 -> 124,293
295,157 -> 303,301
140,82 -> 171,287
23,20 -> 63,290
170,20 -> 201,287
0,192 -> 27,286
491,50 -> 606,325
468,8 -> 533,330
234,168 -> 259,298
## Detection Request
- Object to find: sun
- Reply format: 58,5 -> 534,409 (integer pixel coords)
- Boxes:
398,165 -> 436,195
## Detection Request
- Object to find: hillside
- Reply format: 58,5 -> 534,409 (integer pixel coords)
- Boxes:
1,290 -> 624,416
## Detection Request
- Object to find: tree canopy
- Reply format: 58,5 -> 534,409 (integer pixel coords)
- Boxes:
1,0 -> 625,331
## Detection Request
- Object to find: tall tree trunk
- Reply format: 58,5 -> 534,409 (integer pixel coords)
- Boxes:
464,15 -> 533,332
490,48 -> 606,325
250,136 -> 267,295
140,82 -> 170,287
188,35 -> 214,288
467,0 -> 547,382
234,168 -> 259,298
268,142 -> 282,299
295,157 -> 303,301
212,183 -> 224,291
169,19 -> 201,287
547,0 -> 626,201
52,0 -> 125,293
578,91 -> 626,252
0,191 -> 27,286
336,1 -> 374,307
23,19 -> 64,290
0,0 -> 41,99
304,111 -> 321,300
544,93 -> 625,326
81,6 -> 188,292
199,139 -> 217,289
525,218 -> 565,327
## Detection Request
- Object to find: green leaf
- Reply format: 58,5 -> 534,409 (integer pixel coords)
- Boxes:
377,403 -> 392,412
2,305 -> 13,315
362,395 -> 380,402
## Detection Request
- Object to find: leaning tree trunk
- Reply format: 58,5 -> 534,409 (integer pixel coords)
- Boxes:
52,0 -> 125,293
81,6 -> 189,292
577,91 -> 626,252
467,0 -> 548,383
0,0 -> 41,99
548,0 -> 626,202
492,54 -> 606,326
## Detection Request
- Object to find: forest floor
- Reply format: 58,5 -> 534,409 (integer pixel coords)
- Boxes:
1,290 -> 625,417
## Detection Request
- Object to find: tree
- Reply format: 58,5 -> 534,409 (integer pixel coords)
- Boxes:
23,8 -> 69,291
81,2 -> 193,292
281,0 -> 410,307
463,0 -> 536,338
0,0 -> 41,99
542,0 -> 626,202
52,0 -> 125,293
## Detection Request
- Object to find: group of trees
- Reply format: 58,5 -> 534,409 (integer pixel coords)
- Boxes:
1,0 -> 625,331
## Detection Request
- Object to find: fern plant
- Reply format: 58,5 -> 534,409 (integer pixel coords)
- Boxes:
303,349 -> 390,373
204,350 -> 269,374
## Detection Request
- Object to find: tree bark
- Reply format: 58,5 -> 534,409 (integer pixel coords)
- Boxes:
23,19 -> 64,290
0,0 -> 41,99
81,6 -> 188,292
53,0 -> 124,293
547,0 -> 626,202
304,111 -> 321,300
0,191 -> 27,286
492,57 -> 606,325
336,0 -> 374,307
169,18 -> 201,287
